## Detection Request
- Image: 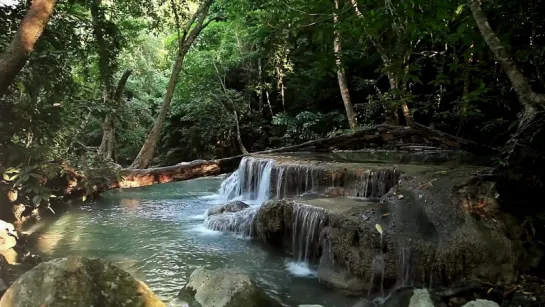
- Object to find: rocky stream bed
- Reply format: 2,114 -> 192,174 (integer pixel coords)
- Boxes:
0,150 -> 544,306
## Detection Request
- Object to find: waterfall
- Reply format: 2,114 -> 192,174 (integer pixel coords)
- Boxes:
203,207 -> 258,237
291,204 -> 327,263
217,157 -> 275,205
204,157 -> 275,235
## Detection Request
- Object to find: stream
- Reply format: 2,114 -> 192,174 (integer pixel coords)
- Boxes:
27,176 -> 357,306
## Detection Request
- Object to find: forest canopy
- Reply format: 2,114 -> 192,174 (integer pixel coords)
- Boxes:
1,0 -> 544,209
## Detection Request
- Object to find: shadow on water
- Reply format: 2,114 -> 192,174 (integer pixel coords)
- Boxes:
25,178 -> 356,306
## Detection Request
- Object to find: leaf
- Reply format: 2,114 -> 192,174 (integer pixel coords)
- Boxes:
455,4 -> 464,16
375,224 -> 383,234
32,195 -> 40,204
3,173 -> 9,181
82,195 -> 87,202
382,213 -> 391,217
397,194 -> 404,199
49,194 -> 57,198
487,288 -> 493,295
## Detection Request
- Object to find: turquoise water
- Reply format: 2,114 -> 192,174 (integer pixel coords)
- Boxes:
29,177 -> 355,306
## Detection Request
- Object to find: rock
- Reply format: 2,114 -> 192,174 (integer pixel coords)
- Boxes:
254,167 -> 520,294
378,288 -> 436,307
0,220 -> 18,265
351,299 -> 371,307
0,249 -> 17,265
0,278 -> 6,296
0,220 -> 17,252
206,201 -> 250,216
178,267 -> 281,307
461,300 -> 500,307
409,289 -> 434,307
0,257 -> 165,307
317,266 -> 367,295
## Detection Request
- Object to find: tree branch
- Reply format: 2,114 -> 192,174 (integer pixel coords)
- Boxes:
114,69 -> 133,102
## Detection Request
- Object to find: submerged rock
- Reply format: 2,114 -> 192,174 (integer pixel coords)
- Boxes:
0,257 -> 165,307
178,267 -> 281,307
461,300 -> 500,307
206,201 -> 250,216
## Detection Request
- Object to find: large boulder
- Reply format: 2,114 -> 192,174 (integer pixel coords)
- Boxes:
462,300 -> 500,307
206,201 -> 250,216
0,257 -> 165,307
178,267 -> 281,307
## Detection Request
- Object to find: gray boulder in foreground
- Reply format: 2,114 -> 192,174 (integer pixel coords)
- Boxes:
462,300 -> 500,307
0,257 -> 165,307
178,267 -> 281,307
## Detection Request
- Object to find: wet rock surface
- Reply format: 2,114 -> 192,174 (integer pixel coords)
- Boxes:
254,164 -> 522,295
178,267 -> 281,307
0,257 -> 165,307
206,201 -> 249,216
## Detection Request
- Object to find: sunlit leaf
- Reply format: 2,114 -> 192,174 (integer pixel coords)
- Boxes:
455,4 -> 464,16
375,224 -> 383,235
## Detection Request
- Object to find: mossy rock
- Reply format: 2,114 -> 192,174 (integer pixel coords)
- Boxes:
0,257 -> 165,307
178,267 -> 281,307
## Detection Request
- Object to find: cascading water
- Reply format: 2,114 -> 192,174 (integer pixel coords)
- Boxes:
216,157 -> 275,204
204,157 -> 275,235
291,204 -> 327,264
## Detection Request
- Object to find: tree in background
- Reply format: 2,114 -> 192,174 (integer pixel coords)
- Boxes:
130,0 -> 218,169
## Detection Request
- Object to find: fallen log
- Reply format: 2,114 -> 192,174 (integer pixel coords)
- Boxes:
107,124 -> 495,190
2,123 -> 495,224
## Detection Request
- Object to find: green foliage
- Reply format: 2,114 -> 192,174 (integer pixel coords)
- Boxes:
272,111 -> 346,145
1,0 -> 544,177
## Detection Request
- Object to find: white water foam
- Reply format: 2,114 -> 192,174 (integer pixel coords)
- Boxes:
286,261 -> 317,277
188,224 -> 223,236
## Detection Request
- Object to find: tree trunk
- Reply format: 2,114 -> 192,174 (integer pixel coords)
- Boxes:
468,0 -> 545,114
334,0 -> 358,130
97,115 -> 115,160
257,58 -> 264,114
97,69 -> 132,161
233,110 -> 248,154
0,0 -> 58,97
130,0 -> 215,169
265,90 -> 273,116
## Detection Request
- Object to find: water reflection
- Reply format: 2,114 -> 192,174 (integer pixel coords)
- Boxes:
30,178 -> 355,306
120,198 -> 140,211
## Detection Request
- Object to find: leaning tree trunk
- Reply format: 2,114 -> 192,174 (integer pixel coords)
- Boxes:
333,0 -> 358,130
468,0 -> 545,127
130,0 -> 215,169
0,0 -> 58,97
